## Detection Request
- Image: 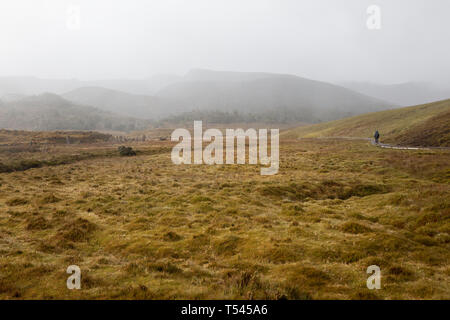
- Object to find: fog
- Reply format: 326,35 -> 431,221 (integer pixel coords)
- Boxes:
1,0 -> 450,86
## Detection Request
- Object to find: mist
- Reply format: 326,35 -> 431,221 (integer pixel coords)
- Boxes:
1,0 -> 450,304
1,0 -> 450,87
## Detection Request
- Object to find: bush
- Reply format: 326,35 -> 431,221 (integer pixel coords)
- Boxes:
118,146 -> 136,156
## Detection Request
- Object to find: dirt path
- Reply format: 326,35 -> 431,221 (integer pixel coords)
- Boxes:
297,136 -> 450,151
371,139 -> 450,150
371,140 -> 426,150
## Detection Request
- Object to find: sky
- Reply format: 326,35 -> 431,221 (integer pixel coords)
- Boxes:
1,0 -> 450,86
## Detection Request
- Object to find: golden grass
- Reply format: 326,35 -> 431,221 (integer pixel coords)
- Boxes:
0,135 -> 448,299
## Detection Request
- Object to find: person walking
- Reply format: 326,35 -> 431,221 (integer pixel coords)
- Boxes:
374,130 -> 380,144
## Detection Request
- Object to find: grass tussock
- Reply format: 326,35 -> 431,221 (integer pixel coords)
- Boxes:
26,217 -> 51,230
58,218 -> 98,243
259,181 -> 389,201
39,193 -> 61,204
5,197 -> 29,206
340,222 -> 373,234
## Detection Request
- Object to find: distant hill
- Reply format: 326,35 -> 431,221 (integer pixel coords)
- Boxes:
283,99 -> 450,147
0,93 -> 150,132
1,70 -> 396,124
340,82 -> 450,106
0,75 -> 181,96
156,69 -> 394,123
62,70 -> 395,123
62,87 -> 169,119
90,74 -> 182,95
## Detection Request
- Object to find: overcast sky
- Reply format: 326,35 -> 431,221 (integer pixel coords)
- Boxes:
1,0 -> 450,86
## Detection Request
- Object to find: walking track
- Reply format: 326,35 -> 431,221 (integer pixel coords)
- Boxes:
297,136 -> 450,151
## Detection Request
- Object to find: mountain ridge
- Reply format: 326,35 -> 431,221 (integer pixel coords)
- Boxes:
1,69 -> 398,124
154,69 -> 394,122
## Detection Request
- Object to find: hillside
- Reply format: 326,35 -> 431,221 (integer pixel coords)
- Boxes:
155,69 -> 394,123
62,87 -> 168,119
283,99 -> 450,147
62,70 -> 395,124
0,93 -> 150,132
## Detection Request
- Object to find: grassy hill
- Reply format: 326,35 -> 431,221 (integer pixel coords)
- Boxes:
0,93 -> 151,132
283,99 -> 450,147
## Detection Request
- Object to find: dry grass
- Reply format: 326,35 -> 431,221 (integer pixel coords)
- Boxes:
0,133 -> 448,299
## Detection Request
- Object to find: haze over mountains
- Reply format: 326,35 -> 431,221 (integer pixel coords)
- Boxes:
0,74 -> 180,96
0,93 -> 148,132
62,87 -> 168,119
1,69 -> 401,130
1,69 -> 449,131
155,69 -> 392,122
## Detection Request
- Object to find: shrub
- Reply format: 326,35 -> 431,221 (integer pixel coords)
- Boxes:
163,231 -> 182,241
118,146 -> 136,156
147,261 -> 182,274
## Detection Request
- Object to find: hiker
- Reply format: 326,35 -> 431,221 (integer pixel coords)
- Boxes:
374,130 -> 380,144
